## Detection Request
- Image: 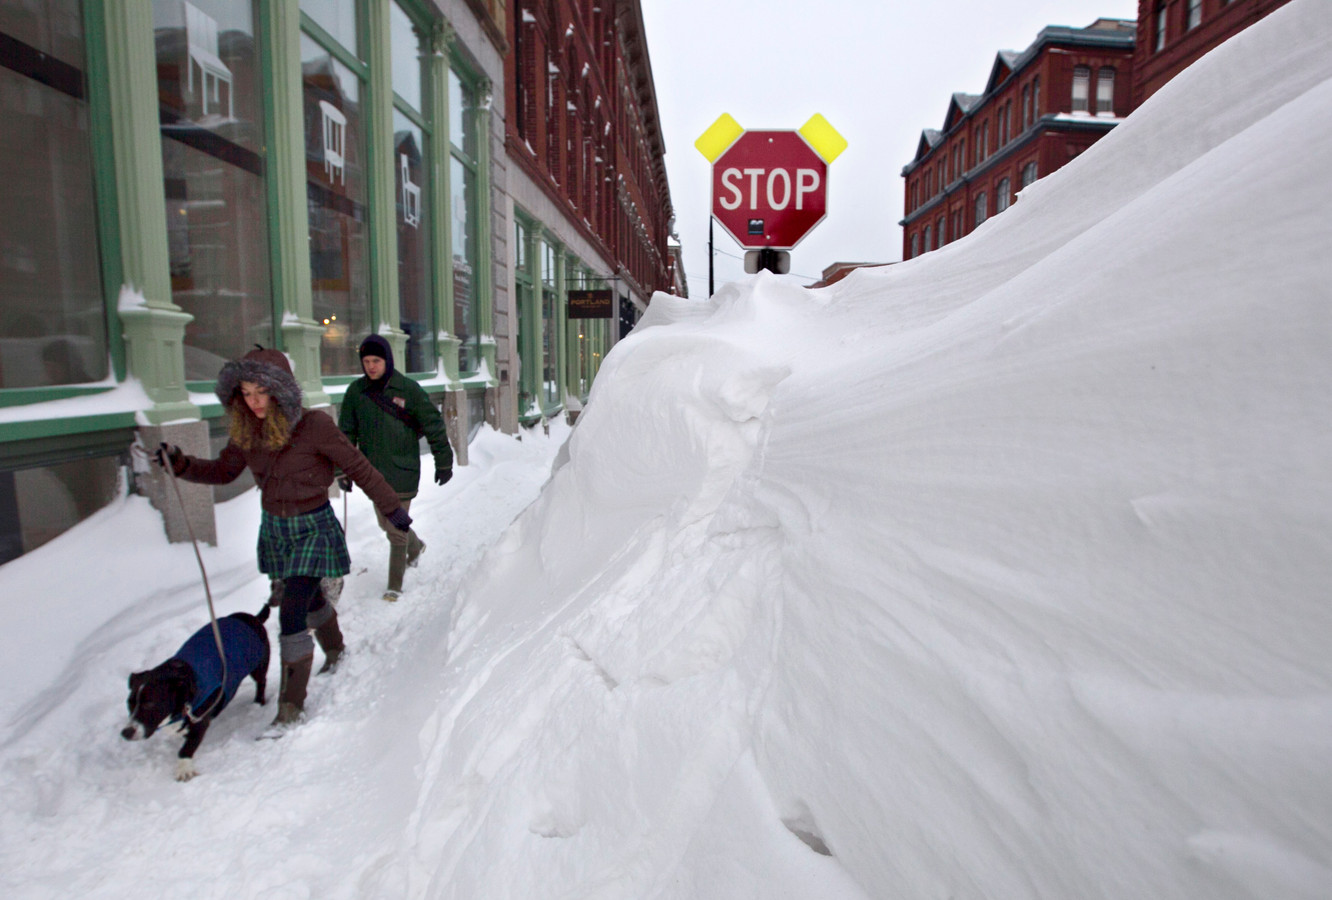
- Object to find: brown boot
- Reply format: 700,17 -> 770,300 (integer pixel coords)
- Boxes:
384,543 -> 407,601
308,605 -> 345,674
406,531 -> 426,568
272,654 -> 313,726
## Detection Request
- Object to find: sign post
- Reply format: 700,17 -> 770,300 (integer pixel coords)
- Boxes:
696,114 -> 847,273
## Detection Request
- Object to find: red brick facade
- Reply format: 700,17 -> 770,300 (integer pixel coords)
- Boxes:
1133,0 -> 1293,106
901,1 -> 1294,260
900,20 -> 1136,260
505,0 -> 674,299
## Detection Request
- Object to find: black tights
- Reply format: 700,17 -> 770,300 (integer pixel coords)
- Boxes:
278,575 -> 327,637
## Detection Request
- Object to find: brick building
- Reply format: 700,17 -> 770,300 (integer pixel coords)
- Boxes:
1133,0 -> 1294,105
900,1 -> 1295,260
504,0 -> 676,424
900,19 -> 1136,260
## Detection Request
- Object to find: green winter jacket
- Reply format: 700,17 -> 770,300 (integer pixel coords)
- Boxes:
338,371 -> 453,498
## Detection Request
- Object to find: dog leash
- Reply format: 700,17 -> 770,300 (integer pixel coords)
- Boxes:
136,441 -> 228,724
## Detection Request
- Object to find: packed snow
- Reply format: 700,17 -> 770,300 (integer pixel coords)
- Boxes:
3,2 -> 1332,897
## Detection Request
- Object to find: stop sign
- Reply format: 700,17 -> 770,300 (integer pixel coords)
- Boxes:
711,130 -> 827,250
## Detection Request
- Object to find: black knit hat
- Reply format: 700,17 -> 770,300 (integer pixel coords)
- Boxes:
358,334 -> 394,379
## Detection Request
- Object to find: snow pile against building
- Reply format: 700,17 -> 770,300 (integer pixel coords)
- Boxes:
402,3 -> 1332,898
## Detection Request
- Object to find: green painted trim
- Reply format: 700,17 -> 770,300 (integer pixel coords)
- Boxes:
298,12 -> 368,79
472,78 -> 495,346
552,248 -> 567,406
0,426 -> 139,472
395,98 -> 428,130
0,386 -> 115,409
0,413 -> 138,446
82,0 -> 126,382
102,0 -> 173,309
364,0 -> 401,335
429,19 -> 460,383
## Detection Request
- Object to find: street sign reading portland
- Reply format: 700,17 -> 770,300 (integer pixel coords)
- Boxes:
696,114 -> 847,250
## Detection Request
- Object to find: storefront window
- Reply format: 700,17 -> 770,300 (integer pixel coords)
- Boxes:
301,31 -> 371,375
449,68 -> 480,373
389,3 -> 433,372
541,253 -> 559,407
394,113 -> 433,372
155,0 -> 274,380
301,0 -> 359,58
0,0 -> 109,388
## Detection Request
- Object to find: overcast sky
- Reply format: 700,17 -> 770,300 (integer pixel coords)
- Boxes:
639,0 -> 1140,294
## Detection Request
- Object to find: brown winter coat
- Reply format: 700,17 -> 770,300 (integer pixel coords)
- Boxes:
179,410 -> 401,518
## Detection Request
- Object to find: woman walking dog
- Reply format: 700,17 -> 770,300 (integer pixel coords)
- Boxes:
154,347 -> 411,728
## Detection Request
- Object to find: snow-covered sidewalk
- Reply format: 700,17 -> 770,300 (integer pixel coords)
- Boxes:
0,422 -> 568,900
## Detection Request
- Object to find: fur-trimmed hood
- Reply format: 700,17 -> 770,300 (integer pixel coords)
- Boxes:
214,347 -> 303,425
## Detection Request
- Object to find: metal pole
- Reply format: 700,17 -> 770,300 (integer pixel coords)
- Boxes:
708,218 -> 714,297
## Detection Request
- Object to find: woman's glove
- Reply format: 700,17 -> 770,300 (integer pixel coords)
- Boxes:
386,507 -> 413,532
154,443 -> 186,475
435,468 -> 452,486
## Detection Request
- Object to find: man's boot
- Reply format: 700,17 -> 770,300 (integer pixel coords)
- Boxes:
384,543 -> 407,601
307,604 -> 345,674
406,531 -> 426,568
272,653 -> 313,726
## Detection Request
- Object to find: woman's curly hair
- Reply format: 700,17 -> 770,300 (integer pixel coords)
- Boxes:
229,394 -> 292,451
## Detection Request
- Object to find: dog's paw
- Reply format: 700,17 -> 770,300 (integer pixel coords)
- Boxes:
175,758 -> 199,782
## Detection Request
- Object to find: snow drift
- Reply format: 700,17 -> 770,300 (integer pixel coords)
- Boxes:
406,4 -> 1332,898
1,2 -> 1330,898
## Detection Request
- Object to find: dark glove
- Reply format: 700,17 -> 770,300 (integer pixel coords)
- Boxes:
435,468 -> 452,486
154,442 -> 185,475
386,507 -> 412,532
337,475 -> 353,493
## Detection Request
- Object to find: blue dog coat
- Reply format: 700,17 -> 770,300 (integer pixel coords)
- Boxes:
170,617 -> 267,720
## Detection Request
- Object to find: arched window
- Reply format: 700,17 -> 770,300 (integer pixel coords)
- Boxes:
996,177 -> 1012,213
923,224 -> 932,251
974,192 -> 988,228
1072,66 -> 1091,114
937,215 -> 947,245
1097,67 -> 1116,116
1155,2 -> 1168,51
1021,161 -> 1038,188
910,232 -> 920,259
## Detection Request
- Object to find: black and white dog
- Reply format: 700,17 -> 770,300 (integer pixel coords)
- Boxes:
122,605 -> 271,781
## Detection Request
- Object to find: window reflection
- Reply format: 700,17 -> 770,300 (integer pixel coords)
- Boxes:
302,33 -> 370,375
0,0 -> 108,388
300,0 -> 359,58
450,155 -> 476,371
449,69 -> 480,373
154,0 -> 274,380
395,113 -> 433,372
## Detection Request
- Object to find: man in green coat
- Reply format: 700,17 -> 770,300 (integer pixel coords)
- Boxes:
339,334 -> 454,600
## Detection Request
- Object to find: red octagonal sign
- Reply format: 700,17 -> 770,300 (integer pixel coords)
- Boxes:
711,130 -> 827,250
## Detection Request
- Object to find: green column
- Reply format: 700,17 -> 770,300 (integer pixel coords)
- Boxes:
364,0 -> 407,362
104,0 -> 197,424
430,18 -> 460,383
473,76 -> 498,385
261,0 -> 330,407
553,250 -> 568,413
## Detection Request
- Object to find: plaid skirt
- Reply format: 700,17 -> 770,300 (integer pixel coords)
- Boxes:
257,503 -> 350,580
